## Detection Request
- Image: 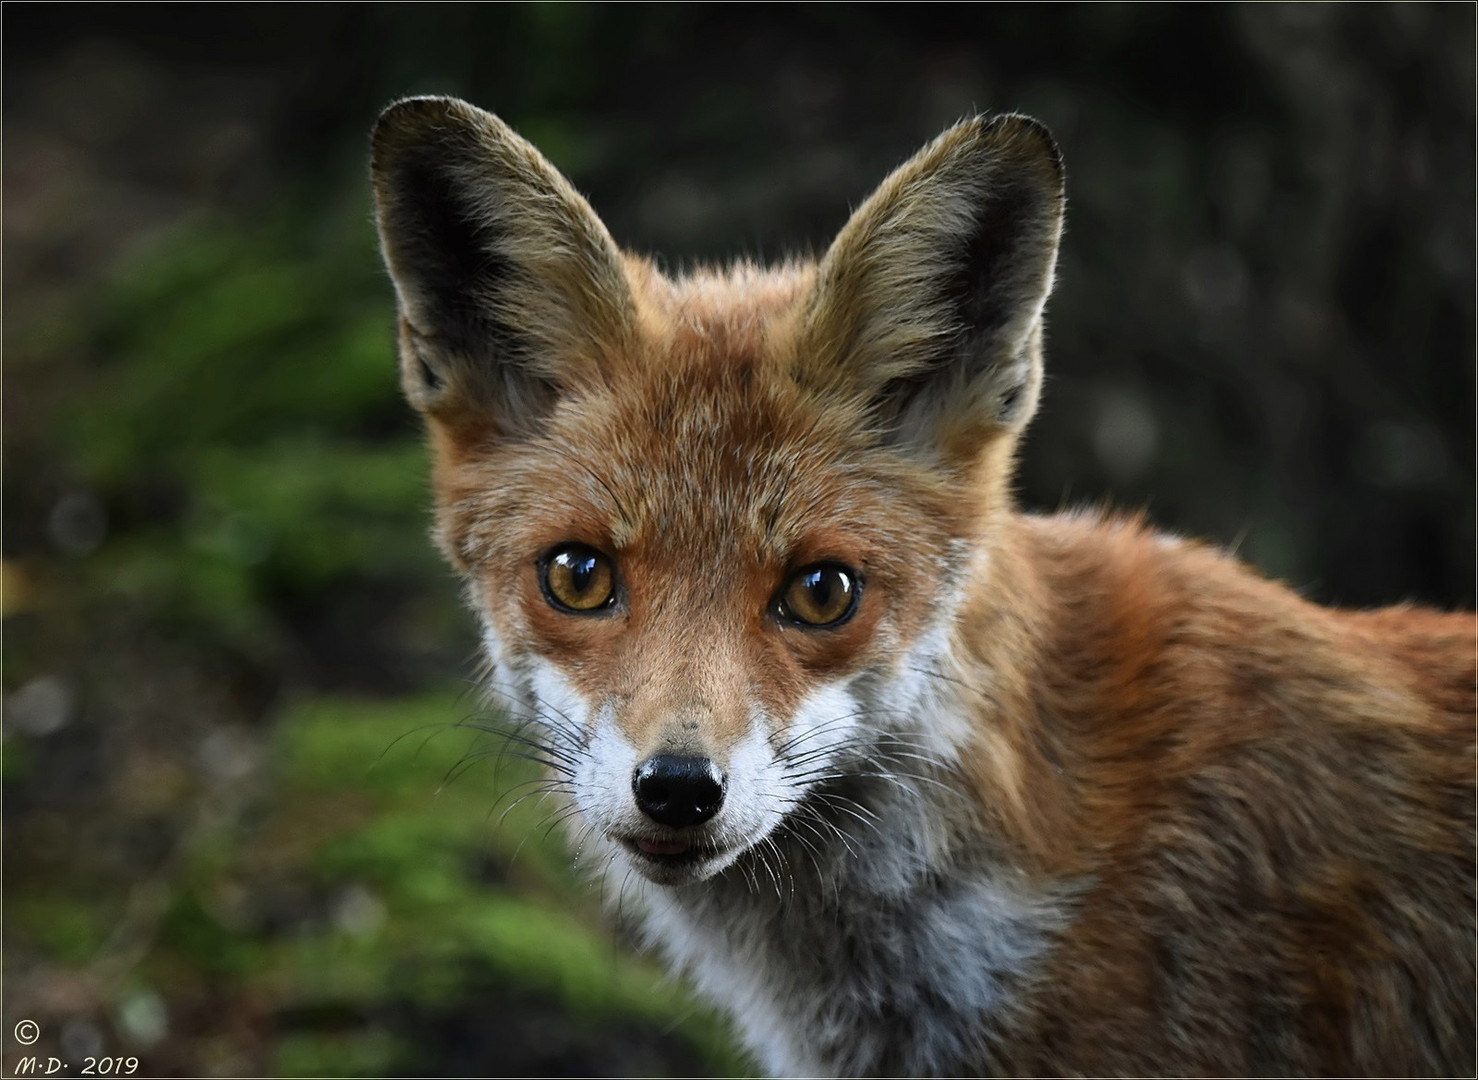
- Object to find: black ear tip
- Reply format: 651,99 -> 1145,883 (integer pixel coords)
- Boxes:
971,113 -> 1065,188
380,93 -> 473,120
375,94 -> 459,132
371,96 -> 485,167
1004,114 -> 1063,172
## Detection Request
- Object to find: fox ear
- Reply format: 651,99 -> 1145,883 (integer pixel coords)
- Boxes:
799,115 -> 1064,456
371,96 -> 633,440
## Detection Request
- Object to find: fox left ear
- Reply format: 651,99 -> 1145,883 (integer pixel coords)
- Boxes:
370,96 -> 634,444
799,115 -> 1065,456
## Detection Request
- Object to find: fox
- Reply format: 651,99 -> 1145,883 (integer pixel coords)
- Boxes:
370,96 -> 1475,1077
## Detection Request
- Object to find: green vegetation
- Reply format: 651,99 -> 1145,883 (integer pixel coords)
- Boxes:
54,210 -> 437,655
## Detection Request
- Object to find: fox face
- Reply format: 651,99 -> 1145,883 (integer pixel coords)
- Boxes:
371,98 -> 1064,888
463,377 -> 964,886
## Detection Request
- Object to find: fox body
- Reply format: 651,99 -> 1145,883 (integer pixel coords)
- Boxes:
371,97 -> 1475,1076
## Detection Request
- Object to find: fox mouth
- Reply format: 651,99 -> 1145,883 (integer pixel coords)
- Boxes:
616,834 -> 730,878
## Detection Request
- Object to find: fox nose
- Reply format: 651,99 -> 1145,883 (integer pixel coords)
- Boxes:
633,754 -> 726,828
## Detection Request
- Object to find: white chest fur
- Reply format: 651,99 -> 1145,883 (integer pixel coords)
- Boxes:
625,787 -> 1065,1077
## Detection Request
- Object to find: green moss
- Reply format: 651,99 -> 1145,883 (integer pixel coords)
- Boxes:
159,889 -> 262,978
273,1029 -> 405,1079
39,208 -> 452,671
9,895 -> 109,963
67,223 -> 394,485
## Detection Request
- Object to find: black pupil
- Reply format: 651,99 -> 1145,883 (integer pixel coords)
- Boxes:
804,569 -> 835,609
567,553 -> 597,594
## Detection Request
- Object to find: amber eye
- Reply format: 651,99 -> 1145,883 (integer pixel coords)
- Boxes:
541,544 -> 617,613
777,564 -> 859,628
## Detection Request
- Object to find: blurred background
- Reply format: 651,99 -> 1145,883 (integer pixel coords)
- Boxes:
4,5 -> 1472,1077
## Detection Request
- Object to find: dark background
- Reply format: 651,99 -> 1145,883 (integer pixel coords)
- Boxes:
4,5 -> 1473,1078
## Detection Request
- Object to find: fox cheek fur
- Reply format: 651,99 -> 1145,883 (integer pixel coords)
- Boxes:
372,96 -> 1475,1078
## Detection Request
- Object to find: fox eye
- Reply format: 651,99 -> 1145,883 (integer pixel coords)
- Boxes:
778,564 -> 859,628
541,543 -> 617,613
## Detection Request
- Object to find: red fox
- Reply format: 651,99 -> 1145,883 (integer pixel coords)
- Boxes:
371,97 -> 1475,1077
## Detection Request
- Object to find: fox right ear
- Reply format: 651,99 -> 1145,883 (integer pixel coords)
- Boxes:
798,115 -> 1065,463
371,97 -> 633,441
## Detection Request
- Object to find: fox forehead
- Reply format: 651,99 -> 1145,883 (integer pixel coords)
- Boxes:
436,262 -> 972,577
429,265 -> 985,715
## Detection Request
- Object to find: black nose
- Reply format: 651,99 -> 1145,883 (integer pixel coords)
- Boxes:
632,754 -> 726,828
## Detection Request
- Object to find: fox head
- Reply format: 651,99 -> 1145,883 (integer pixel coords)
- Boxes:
372,98 -> 1064,886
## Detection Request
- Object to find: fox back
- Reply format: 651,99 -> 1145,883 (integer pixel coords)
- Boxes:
371,97 -> 1475,1077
